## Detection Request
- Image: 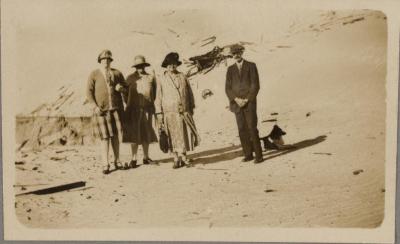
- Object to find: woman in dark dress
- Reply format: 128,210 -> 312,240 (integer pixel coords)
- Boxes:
122,55 -> 158,168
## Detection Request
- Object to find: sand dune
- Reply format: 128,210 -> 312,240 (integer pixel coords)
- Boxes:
15,10 -> 386,228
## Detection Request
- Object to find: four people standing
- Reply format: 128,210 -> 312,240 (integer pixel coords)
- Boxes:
87,45 -> 263,174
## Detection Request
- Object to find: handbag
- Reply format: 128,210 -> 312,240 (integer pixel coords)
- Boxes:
158,128 -> 170,153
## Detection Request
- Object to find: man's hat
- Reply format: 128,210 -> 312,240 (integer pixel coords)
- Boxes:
132,55 -> 150,68
230,44 -> 245,54
161,52 -> 182,68
97,49 -> 113,63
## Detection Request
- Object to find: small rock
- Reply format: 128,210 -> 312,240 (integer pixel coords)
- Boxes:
27,216 -> 31,221
32,167 -> 38,171
26,208 -> 31,213
381,188 -> 385,193
15,161 -> 25,165
242,214 -> 248,217
270,112 -> 279,116
264,189 -> 275,193
353,169 -> 364,175
114,199 -> 119,202
262,119 -> 277,123
306,112 -> 311,117
86,196 -> 92,199
21,186 -> 27,191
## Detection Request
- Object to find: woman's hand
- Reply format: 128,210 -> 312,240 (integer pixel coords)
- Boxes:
156,114 -> 164,127
115,83 -> 125,92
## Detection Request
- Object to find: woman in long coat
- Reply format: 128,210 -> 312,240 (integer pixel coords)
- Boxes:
122,55 -> 158,169
155,52 -> 200,169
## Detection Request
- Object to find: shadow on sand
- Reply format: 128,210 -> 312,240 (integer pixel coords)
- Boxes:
261,135 -> 327,162
156,135 -> 327,165
156,145 -> 242,164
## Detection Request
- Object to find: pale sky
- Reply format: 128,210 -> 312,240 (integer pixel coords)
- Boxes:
6,0 -> 321,113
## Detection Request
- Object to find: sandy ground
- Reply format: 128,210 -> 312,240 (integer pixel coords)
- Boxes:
14,12 -> 386,228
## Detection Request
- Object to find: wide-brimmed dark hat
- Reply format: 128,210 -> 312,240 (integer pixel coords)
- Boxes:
132,55 -> 150,68
161,52 -> 182,68
230,44 -> 245,55
97,49 -> 113,63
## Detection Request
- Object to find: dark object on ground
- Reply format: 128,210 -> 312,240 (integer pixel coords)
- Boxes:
270,112 -> 279,116
202,89 -> 213,99
55,149 -> 78,154
15,161 -> 25,165
343,17 -> 365,25
260,125 -> 291,151
264,189 -> 276,193
381,188 -> 385,193
313,152 -> 332,156
50,156 -> 67,161
32,166 -> 38,171
262,119 -> 277,123
200,36 -> 216,47
353,169 -> 364,175
59,136 -> 68,145
186,43 -> 250,77
186,46 -> 229,77
17,140 -> 29,151
15,181 -> 86,196
306,112 -> 311,117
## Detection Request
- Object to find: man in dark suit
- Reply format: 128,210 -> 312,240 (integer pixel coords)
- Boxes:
225,45 -> 263,164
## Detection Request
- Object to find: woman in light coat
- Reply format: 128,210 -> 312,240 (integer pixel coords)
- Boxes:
155,52 -> 200,169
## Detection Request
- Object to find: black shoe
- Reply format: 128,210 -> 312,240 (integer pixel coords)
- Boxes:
123,162 -> 130,170
241,156 -> 254,162
253,157 -> 264,164
102,164 -> 111,175
129,160 -> 137,168
143,158 -> 154,165
114,161 -> 123,170
173,160 -> 180,169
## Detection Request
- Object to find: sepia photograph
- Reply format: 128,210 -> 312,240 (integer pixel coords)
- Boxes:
2,0 -> 399,242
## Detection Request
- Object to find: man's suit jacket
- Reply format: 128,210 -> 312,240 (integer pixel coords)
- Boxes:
225,60 -> 260,113
87,68 -> 126,111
